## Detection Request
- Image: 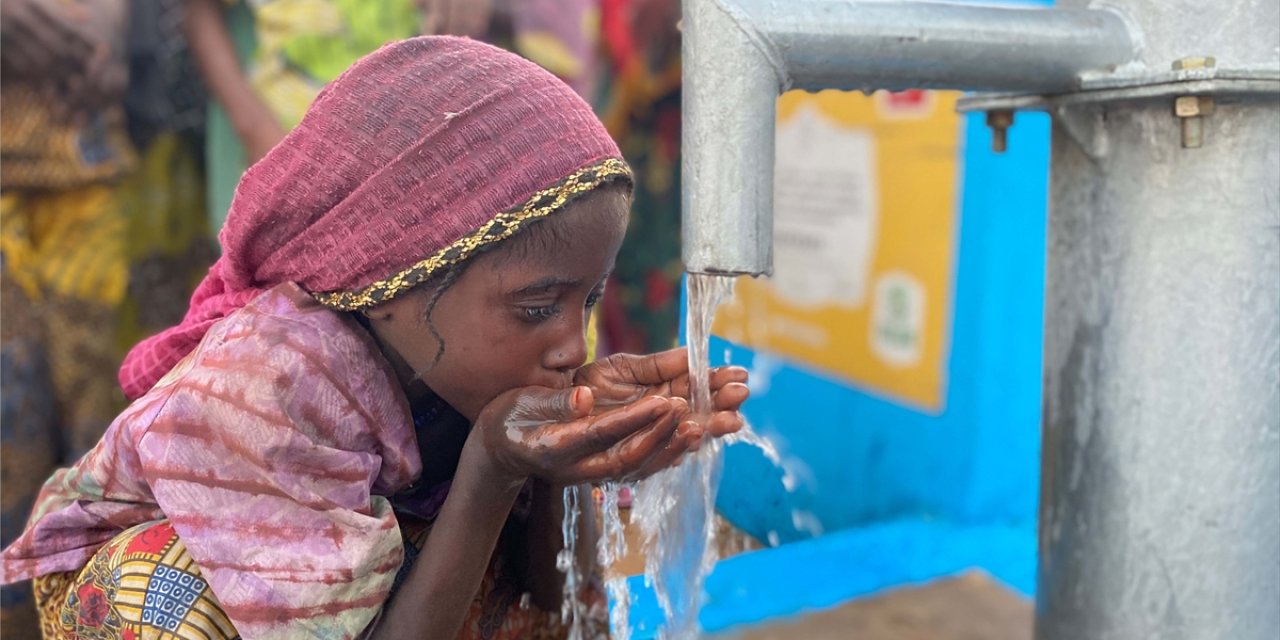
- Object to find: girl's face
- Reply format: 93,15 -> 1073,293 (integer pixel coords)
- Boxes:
365,188 -> 630,422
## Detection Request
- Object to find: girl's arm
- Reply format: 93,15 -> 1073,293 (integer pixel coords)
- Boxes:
522,480 -> 601,613
370,439 -> 524,639
182,0 -> 285,163
373,384 -> 685,638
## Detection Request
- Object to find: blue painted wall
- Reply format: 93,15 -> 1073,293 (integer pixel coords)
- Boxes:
628,3 -> 1060,635
632,105 -> 1052,639
707,109 -> 1052,542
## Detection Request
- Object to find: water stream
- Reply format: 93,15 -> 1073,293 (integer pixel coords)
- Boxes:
630,273 -> 736,639
565,273 -> 806,638
596,482 -> 631,640
558,484 -> 586,639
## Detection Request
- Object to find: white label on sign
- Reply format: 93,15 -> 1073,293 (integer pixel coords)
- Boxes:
771,105 -> 879,308
871,271 -> 926,367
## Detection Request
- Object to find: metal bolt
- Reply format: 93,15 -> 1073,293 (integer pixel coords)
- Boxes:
1173,95 -> 1215,148
986,110 -> 1015,153
1172,56 -> 1217,71
1170,57 -> 1217,148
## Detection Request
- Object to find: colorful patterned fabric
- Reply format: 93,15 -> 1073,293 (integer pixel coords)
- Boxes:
35,521 -> 237,640
598,0 -> 684,354
4,284 -> 419,640
121,36 -> 628,401
205,0 -> 601,233
1,69 -> 211,639
248,0 -> 420,131
3,283 -> 584,638
32,518 -> 572,640
116,134 -> 218,349
0,85 -> 136,191
0,186 -> 130,306
0,187 -> 132,460
0,271 -> 60,638
0,135 -> 214,458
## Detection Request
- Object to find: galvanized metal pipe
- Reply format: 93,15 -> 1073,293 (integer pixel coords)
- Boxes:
683,0 -> 1278,638
681,0 -> 1137,275
1037,2 -> 1280,639
1039,95 -> 1280,640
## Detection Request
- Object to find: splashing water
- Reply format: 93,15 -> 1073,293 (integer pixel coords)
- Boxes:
558,485 -> 586,639
720,427 -> 798,492
627,274 -> 737,639
596,482 -> 631,640
570,273 -> 813,638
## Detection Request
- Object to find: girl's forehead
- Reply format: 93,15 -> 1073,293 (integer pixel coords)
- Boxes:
462,201 -> 628,292
486,189 -> 630,267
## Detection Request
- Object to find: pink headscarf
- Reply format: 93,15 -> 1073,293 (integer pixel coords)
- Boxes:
120,36 -> 628,400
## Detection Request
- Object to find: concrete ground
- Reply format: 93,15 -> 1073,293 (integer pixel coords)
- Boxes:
714,572 -> 1032,640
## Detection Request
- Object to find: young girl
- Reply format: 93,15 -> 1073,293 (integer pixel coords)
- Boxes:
1,37 -> 748,640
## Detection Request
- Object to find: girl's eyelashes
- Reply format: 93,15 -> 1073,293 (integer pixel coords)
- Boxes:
517,285 -> 605,323
521,305 -> 560,322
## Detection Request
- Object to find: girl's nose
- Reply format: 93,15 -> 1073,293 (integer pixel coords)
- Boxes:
544,315 -> 589,372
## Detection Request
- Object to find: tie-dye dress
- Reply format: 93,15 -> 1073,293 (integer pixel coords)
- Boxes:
1,283 -> 571,639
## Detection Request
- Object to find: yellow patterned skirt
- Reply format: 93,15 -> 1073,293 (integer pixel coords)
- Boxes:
34,519 -> 581,640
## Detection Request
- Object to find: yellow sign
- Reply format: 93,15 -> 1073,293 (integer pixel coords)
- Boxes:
712,89 -> 960,411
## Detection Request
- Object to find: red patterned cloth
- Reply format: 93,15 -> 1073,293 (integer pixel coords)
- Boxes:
120,36 -> 626,400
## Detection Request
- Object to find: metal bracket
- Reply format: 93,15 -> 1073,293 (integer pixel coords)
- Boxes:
958,66 -> 1279,153
957,67 -> 1280,113
1053,106 -> 1111,162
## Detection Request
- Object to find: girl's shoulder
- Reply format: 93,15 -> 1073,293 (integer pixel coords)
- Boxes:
188,281 -> 392,390
137,282 -> 386,404
136,282 -> 417,477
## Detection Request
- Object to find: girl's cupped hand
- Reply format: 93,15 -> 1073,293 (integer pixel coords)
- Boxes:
470,349 -> 749,487
574,348 -> 749,436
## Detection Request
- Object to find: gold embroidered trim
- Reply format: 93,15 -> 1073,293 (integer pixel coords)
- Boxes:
312,158 -> 631,311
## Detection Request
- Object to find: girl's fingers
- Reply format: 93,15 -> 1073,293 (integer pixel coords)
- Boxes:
608,348 -> 689,387
712,382 -> 750,411
706,411 -> 745,437
569,402 -> 683,480
634,420 -> 702,477
624,414 -> 693,477
711,366 -> 749,390
668,365 -> 749,399
551,395 -> 671,458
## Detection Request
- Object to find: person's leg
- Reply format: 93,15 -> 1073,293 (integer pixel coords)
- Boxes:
15,186 -> 132,459
1,268 -> 59,640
